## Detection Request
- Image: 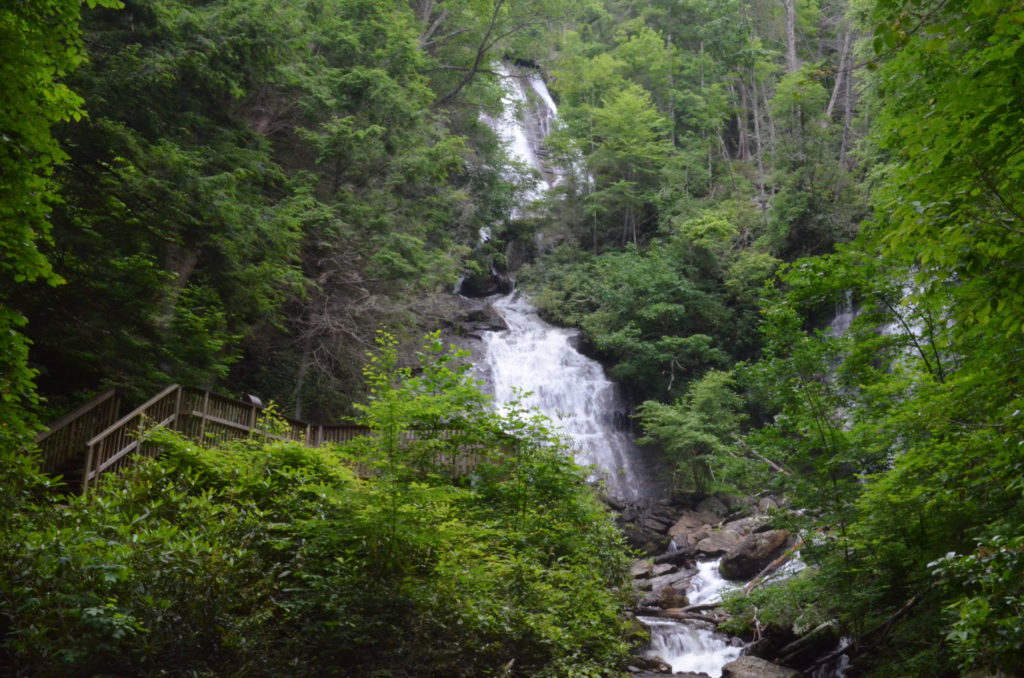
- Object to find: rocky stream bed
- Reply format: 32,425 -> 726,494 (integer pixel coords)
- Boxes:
612,492 -> 848,678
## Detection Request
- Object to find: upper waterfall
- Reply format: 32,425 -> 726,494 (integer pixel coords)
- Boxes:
479,62 -> 563,211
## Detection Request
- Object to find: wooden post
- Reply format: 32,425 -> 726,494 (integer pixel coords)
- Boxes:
82,443 -> 96,494
172,386 -> 183,433
198,391 -> 210,442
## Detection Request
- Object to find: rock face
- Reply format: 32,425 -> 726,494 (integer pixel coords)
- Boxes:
457,271 -> 514,297
449,296 -> 510,340
722,655 -> 803,678
719,530 -> 794,581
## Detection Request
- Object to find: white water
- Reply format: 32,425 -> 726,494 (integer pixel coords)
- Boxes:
827,290 -> 858,337
640,558 -> 741,677
479,62 -> 561,214
482,292 -> 651,500
688,559 -> 740,606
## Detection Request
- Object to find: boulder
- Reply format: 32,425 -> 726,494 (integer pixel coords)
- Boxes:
649,563 -> 677,578
697,495 -> 730,518
628,655 -> 673,674
668,510 -> 723,544
654,585 -> 689,609
653,544 -> 697,567
777,621 -> 839,669
722,516 -> 769,537
631,560 -> 655,579
621,521 -> 670,555
717,493 -> 749,512
641,566 -> 693,592
719,530 -> 794,581
721,656 -> 803,678
457,271 -> 514,297
452,298 -> 509,336
695,529 -> 742,556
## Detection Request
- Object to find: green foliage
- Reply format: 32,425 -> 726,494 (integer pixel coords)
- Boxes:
2,336 -> 633,677
0,0 -> 120,440
637,370 -> 745,493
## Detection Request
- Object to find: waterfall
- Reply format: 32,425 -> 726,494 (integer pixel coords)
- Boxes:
478,62 -> 562,214
827,290 -> 857,336
475,61 -> 737,671
481,292 -> 655,500
473,63 -> 658,500
639,559 -> 742,677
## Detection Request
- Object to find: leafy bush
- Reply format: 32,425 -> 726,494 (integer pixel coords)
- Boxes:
1,336 -> 633,677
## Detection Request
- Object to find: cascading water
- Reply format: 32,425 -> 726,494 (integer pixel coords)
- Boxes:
639,559 -> 742,677
469,57 -> 858,678
473,61 -> 750,673
481,292 -> 655,500
479,62 -> 563,213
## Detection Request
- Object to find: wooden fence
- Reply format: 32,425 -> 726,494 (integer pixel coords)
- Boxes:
37,385 -> 368,492
37,385 -> 494,492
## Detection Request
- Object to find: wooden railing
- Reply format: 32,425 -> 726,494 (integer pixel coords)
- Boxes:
76,385 -> 370,491
41,384 -> 497,492
82,385 -> 182,491
36,389 -> 121,476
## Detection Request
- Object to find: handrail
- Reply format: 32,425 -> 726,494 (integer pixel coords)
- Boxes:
44,383 -> 494,493
35,388 -> 118,444
86,384 -> 181,448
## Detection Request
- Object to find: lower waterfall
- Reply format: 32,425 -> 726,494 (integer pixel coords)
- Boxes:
640,560 -> 742,677
479,291 -> 658,501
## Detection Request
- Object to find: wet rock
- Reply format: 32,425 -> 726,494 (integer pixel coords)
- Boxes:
628,655 -> 673,673
777,621 -> 839,669
451,297 -> 509,337
721,655 -> 803,678
653,543 -> 697,567
458,271 -> 514,297
654,585 -> 689,608
640,567 -> 692,593
719,530 -> 795,581
697,495 -> 730,518
746,625 -> 798,662
695,530 -> 742,556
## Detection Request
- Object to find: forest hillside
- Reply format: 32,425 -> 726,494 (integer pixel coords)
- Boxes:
3,0 -> 1023,676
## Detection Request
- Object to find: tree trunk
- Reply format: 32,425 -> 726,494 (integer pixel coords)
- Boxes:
826,28 -> 852,120
292,326 -> 314,420
784,0 -> 799,73
749,73 -> 767,206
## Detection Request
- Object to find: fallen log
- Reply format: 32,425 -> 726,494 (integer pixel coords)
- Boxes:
743,538 -> 803,595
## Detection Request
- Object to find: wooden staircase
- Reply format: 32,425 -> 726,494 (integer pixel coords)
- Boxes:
36,385 -> 366,492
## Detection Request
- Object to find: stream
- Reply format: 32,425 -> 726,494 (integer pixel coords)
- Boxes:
640,559 -> 743,677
